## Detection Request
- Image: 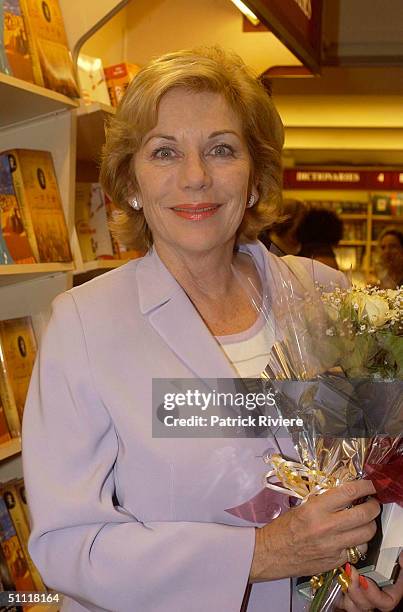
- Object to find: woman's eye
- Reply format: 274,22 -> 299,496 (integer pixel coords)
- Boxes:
152,147 -> 176,159
210,144 -> 234,157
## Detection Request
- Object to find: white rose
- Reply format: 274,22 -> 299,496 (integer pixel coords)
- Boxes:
362,294 -> 390,327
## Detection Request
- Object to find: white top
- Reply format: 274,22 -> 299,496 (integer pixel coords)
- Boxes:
217,313 -> 275,378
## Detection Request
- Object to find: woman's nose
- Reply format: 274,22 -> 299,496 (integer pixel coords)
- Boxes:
178,152 -> 212,191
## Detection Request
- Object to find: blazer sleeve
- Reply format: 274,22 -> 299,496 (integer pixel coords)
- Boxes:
22,293 -> 255,612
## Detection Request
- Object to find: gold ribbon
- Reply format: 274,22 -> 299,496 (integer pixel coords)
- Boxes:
264,453 -> 338,502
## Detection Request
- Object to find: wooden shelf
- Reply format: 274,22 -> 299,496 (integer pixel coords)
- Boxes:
339,240 -> 366,246
76,102 -> 115,162
0,437 -> 21,462
339,214 -> 368,220
372,215 -> 403,222
74,259 -> 126,274
0,73 -> 78,128
0,263 -> 75,287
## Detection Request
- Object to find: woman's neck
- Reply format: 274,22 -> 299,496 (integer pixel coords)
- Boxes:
154,239 -> 239,300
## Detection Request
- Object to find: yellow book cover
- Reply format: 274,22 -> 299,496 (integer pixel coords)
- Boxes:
3,0 -> 35,82
7,149 -> 73,263
19,0 -> 78,96
0,351 -> 21,439
0,394 -> 12,444
0,152 -> 36,263
2,483 -> 46,591
0,316 -> 37,424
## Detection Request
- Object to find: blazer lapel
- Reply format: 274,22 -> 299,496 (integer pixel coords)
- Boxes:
136,249 -> 237,379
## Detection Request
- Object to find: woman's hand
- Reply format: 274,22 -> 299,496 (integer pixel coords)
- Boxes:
250,479 -> 380,582
337,553 -> 403,611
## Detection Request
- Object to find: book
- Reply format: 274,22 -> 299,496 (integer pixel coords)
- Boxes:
19,0 -> 78,96
14,479 -> 30,527
4,149 -> 72,262
75,182 -> 115,262
77,53 -> 111,106
104,62 -> 141,107
3,0 -> 35,82
0,152 -> 36,263
2,482 -> 45,590
0,495 -> 36,591
0,316 -> 37,427
0,393 -> 12,444
1,1 -> 13,75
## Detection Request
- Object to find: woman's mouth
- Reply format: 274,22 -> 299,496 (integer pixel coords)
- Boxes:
171,204 -> 221,221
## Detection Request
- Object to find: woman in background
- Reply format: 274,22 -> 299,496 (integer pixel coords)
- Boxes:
377,227 -> 403,288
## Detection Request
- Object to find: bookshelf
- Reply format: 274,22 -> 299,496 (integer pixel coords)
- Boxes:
0,73 -> 78,128
0,438 -> 22,463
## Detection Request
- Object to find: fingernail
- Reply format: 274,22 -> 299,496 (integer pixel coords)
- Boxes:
359,575 -> 369,590
345,563 -> 351,577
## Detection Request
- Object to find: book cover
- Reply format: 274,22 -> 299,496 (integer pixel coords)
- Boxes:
19,0 -> 78,96
104,62 -> 141,107
0,316 -> 37,424
15,479 -> 30,527
75,182 -> 115,262
0,351 -> 20,438
1,0 -> 13,74
3,0 -> 35,82
77,53 -> 111,106
0,152 -> 36,264
0,393 -> 12,444
6,149 -> 72,262
2,483 -> 45,590
0,495 -> 36,591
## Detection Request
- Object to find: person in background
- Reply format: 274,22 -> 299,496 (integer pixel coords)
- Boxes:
377,227 -> 403,288
259,198 -> 307,256
297,207 -> 343,270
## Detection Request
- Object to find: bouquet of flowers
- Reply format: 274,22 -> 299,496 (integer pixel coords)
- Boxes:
238,256 -> 403,612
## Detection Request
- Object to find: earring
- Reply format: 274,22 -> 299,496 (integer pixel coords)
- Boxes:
128,197 -> 142,211
247,194 -> 256,208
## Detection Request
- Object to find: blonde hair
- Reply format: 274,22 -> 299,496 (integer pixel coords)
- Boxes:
100,46 -> 284,251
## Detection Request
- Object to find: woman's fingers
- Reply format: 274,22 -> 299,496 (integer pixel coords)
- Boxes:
334,497 -> 381,532
319,480 -> 377,512
341,559 -> 403,612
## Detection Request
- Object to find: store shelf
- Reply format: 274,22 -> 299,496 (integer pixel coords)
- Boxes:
339,214 -> 368,220
74,259 -> 126,274
0,263 -> 75,287
76,102 -> 115,162
0,73 -> 78,129
339,240 -> 367,246
372,215 -> 403,222
0,437 -> 21,462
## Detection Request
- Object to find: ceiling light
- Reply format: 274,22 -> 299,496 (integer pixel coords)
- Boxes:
230,0 -> 260,26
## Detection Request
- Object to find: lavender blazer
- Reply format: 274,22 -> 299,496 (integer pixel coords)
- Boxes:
22,242 -> 346,612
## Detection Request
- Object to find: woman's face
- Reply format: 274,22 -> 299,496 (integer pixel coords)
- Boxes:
380,233 -> 403,268
133,87 -> 257,256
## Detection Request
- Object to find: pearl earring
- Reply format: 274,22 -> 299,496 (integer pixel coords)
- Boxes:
128,197 -> 142,211
247,195 -> 256,208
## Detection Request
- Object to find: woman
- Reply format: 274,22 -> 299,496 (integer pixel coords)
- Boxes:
22,47 -> 402,612
377,228 -> 403,288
